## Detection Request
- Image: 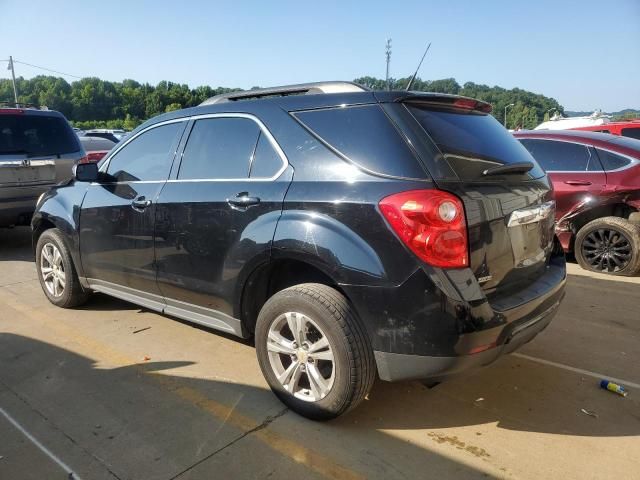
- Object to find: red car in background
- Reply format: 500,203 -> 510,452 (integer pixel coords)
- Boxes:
78,135 -> 117,163
514,130 -> 640,276
572,119 -> 640,140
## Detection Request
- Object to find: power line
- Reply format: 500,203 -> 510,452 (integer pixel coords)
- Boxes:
12,59 -> 83,79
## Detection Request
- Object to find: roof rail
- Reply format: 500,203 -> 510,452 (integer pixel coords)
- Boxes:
200,81 -> 369,106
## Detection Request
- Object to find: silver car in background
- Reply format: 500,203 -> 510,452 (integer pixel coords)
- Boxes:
0,107 -> 84,227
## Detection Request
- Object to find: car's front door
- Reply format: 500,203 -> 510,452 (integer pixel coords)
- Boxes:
154,114 -> 291,328
519,138 -> 606,218
79,121 -> 186,307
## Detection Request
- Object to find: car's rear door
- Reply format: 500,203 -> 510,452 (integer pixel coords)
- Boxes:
518,138 -> 606,217
79,120 -> 186,306
154,114 -> 291,327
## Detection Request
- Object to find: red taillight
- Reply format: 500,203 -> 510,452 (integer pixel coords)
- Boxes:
379,189 -> 469,268
452,98 -> 492,113
86,151 -> 107,163
78,155 -> 90,164
0,108 -> 24,115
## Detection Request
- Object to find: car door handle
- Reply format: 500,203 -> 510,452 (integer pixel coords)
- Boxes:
564,180 -> 592,186
131,196 -> 152,210
227,192 -> 261,209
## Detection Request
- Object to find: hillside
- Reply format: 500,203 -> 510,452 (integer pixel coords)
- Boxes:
1,75 -> 564,130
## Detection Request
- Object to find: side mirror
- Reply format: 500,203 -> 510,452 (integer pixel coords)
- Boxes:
74,162 -> 99,182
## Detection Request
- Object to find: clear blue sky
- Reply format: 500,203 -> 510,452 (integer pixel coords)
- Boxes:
1,0 -> 638,111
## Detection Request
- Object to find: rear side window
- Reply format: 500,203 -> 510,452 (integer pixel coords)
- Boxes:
293,105 -> 427,178
249,132 -> 284,178
621,128 -> 640,140
106,122 -> 182,182
519,139 -> 591,172
408,106 -> 545,180
596,149 -> 632,170
0,114 -> 79,156
179,117 -> 260,180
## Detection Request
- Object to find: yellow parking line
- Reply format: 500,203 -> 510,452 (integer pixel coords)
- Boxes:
0,291 -> 363,480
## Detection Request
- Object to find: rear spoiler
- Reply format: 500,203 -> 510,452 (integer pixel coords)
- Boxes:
390,92 -> 492,114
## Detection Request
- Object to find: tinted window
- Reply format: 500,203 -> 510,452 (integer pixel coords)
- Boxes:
519,139 -> 590,171
179,117 -> 260,180
293,105 -> 426,178
80,136 -> 116,151
408,106 -> 545,179
596,149 -> 632,170
621,128 -> 640,140
0,114 -> 80,155
106,122 -> 182,182
249,132 -> 283,178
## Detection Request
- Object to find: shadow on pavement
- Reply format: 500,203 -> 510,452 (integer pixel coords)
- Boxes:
0,333 -> 495,480
0,227 -> 33,262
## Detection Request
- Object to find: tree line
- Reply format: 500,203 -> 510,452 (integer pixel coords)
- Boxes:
1,75 -> 565,130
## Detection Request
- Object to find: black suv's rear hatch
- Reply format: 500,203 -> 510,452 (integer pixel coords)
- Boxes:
398,98 -> 556,295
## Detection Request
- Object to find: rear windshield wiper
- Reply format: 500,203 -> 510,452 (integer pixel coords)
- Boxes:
483,162 -> 534,176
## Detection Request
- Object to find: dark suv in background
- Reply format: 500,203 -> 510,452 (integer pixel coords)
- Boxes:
32,82 -> 566,419
1,107 -> 84,227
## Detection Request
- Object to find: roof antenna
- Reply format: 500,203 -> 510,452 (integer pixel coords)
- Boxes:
405,42 -> 431,91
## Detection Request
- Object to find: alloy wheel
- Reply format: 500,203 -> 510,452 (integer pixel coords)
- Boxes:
266,311 -> 336,402
40,243 -> 66,297
581,228 -> 632,273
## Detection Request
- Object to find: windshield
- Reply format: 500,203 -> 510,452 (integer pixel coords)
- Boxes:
407,105 -> 545,180
0,114 -> 80,156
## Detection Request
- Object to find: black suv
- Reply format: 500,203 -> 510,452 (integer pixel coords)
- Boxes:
32,82 -> 566,419
1,107 -> 84,227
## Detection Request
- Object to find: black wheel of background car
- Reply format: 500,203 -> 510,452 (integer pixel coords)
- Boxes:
255,283 -> 376,420
575,217 -> 640,276
35,229 -> 90,308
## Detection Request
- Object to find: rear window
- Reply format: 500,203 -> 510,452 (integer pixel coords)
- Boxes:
0,114 -> 80,156
407,105 -> 545,180
621,127 -> 640,140
293,105 -> 427,179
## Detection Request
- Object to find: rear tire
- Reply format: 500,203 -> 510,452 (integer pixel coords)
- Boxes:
575,217 -> 640,276
36,229 -> 90,307
255,283 -> 376,420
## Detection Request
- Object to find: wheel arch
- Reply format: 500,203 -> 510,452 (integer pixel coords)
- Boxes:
238,257 -> 350,337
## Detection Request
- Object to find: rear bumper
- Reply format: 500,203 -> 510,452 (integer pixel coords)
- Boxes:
374,294 -> 561,381
344,248 -> 566,382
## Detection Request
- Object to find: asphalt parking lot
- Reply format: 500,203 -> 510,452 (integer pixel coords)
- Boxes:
1,226 -> 638,480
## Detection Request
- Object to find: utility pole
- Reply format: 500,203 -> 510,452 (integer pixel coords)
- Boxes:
7,56 -> 19,107
385,38 -> 392,91
504,103 -> 515,128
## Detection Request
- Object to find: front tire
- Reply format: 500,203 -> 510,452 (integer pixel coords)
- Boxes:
255,283 -> 376,420
36,229 -> 90,307
575,217 -> 640,276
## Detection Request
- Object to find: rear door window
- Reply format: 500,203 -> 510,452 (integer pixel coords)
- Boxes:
519,139 -> 591,172
106,122 -> 183,182
595,149 -> 633,171
407,105 -> 545,180
249,132 -> 284,178
178,117 -> 260,180
621,127 -> 640,140
0,114 -> 80,156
